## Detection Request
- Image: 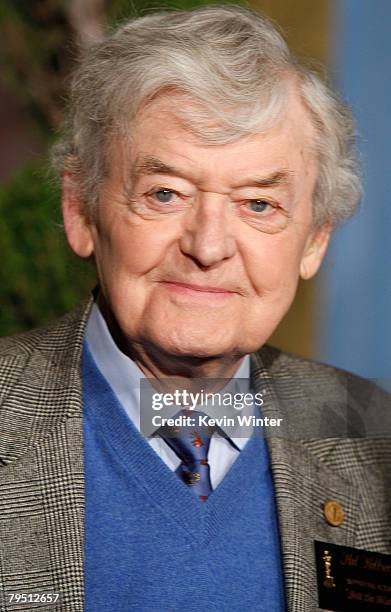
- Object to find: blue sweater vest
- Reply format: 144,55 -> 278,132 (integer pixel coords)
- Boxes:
83,341 -> 286,611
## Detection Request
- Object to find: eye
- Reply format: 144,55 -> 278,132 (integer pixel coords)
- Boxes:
247,200 -> 272,213
152,189 -> 176,203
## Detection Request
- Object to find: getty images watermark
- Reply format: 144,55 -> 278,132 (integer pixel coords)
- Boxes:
139,378 -> 284,438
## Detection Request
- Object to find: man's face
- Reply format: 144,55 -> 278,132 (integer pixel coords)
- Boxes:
64,90 -> 330,360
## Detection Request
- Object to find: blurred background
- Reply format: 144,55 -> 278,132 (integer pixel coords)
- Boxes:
0,0 -> 390,381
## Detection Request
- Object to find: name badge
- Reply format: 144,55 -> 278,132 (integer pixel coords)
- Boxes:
315,540 -> 391,610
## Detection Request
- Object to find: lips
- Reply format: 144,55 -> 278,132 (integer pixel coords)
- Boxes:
160,280 -> 236,293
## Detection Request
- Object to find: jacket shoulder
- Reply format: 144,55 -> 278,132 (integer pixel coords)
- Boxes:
0,299 -> 92,406
0,299 -> 92,359
256,343 -> 380,389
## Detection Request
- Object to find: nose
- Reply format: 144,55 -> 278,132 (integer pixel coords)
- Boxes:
179,194 -> 236,267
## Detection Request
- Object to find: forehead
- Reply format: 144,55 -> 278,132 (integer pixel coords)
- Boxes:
119,88 -> 318,190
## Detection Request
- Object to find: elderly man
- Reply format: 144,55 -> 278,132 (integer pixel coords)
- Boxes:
0,6 -> 390,612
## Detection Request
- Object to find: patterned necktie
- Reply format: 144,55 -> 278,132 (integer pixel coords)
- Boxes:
158,410 -> 216,502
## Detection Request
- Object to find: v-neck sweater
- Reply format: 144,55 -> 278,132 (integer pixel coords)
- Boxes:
83,341 -> 286,611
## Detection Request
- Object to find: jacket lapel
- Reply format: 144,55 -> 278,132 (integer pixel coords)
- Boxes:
250,348 -> 361,611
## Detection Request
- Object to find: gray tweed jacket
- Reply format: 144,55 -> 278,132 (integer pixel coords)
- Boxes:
0,297 -> 390,612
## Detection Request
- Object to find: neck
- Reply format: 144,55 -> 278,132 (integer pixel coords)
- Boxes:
97,296 -> 246,388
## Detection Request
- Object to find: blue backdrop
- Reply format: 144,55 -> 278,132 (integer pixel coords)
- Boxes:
318,0 -> 391,382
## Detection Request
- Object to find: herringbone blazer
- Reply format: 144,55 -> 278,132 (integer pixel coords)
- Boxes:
0,297 -> 390,611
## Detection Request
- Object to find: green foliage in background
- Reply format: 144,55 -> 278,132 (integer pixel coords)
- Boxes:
0,161 -> 95,336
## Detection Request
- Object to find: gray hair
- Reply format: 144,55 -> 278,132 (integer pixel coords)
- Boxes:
52,5 -> 361,227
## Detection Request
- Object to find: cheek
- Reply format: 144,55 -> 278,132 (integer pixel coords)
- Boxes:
95,218 -> 178,278
243,232 -> 304,299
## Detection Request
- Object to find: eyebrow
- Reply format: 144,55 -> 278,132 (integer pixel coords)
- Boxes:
133,155 -> 293,190
236,170 -> 293,190
133,156 -> 190,181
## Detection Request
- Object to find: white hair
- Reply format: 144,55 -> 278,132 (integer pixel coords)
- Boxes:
52,5 -> 361,227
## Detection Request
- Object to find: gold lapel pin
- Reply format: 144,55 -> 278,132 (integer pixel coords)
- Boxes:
323,500 -> 345,527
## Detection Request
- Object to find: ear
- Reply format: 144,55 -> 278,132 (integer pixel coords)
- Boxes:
62,172 -> 94,258
299,223 -> 333,280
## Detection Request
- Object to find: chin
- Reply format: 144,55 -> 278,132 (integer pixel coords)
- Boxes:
146,324 -> 237,359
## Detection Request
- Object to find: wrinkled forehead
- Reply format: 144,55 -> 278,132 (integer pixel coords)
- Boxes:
109,83 -> 319,183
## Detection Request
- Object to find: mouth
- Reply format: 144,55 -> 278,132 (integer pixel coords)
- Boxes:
159,280 -> 238,299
